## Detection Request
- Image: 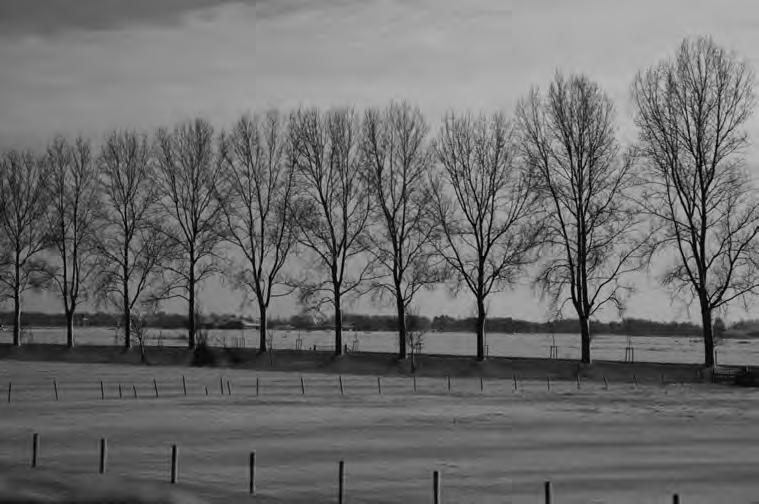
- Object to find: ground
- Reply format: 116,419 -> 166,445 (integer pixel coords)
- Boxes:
1,360 -> 758,503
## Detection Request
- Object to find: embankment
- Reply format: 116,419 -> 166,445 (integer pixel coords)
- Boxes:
0,343 -> 722,385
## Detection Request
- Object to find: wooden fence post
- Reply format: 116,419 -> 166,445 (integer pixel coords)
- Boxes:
377,377 -> 382,395
300,377 -> 305,395
256,377 -> 259,397
576,375 -> 581,390
227,380 -> 232,396
447,375 -> 451,393
182,376 -> 187,396
31,433 -> 39,468
153,378 -> 159,398
513,374 -> 518,391
547,376 -> 551,391
603,376 -> 608,390
99,438 -> 107,474
170,444 -> 178,484
205,386 -> 209,396
433,470 -> 440,504
100,380 -> 105,400
53,379 -> 59,401
118,384 -> 122,399
480,376 -> 484,392
413,375 -> 416,393
249,451 -> 256,495
220,377 -> 224,395
544,480 -> 552,504
132,384 -> 137,399
673,494 -> 679,504
338,459 -> 345,504
339,376 -> 344,396
7,381 -> 11,404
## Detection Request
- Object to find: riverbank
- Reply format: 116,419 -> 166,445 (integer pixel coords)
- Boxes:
0,343 -> 719,385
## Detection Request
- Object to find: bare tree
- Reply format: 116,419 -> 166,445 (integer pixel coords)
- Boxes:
289,107 -> 373,356
218,111 -> 299,353
43,136 -> 100,348
95,130 -> 167,350
0,149 -> 51,346
360,102 -> 441,359
632,36 -> 759,367
431,112 -> 542,361
517,73 -> 649,364
155,118 -> 225,349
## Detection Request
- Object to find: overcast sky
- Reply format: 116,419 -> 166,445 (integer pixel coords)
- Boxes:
3,0 -> 759,322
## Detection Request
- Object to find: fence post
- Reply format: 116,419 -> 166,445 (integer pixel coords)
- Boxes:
544,481 -> 552,504
53,379 -> 59,401
153,378 -> 159,398
118,384 -> 122,398
603,376 -> 608,390
673,494 -> 679,504
513,374 -> 518,391
99,438 -> 107,474
182,375 -> 187,396
31,433 -> 39,468
338,459 -> 345,504
433,470 -> 440,504
249,451 -> 256,495
576,375 -> 581,390
256,377 -> 259,397
132,384 -> 137,399
547,376 -> 551,391
100,380 -> 105,400
7,381 -> 11,404
300,376 -> 305,395
377,377 -> 382,395
220,377 -> 224,395
339,376 -> 344,396
205,386 -> 209,396
413,375 -> 416,393
480,376 -> 484,392
170,444 -> 178,484
227,380 -> 232,396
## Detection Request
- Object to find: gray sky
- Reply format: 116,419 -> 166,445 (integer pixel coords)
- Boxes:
3,0 -> 759,322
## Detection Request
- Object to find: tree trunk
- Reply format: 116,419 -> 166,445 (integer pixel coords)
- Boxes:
476,297 -> 486,361
579,316 -> 591,364
334,293 -> 343,357
188,268 -> 196,349
258,302 -> 267,353
65,310 -> 74,348
396,295 -> 407,359
123,280 -> 131,350
701,304 -> 714,367
12,280 -> 21,347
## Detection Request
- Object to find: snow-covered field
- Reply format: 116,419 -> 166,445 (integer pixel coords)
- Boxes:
1,360 -> 758,503
1,326 -> 757,365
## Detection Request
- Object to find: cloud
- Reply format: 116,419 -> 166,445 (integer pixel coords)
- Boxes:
0,0 -> 251,37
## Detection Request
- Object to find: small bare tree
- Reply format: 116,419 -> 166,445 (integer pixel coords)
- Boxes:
43,136 -> 100,348
632,36 -> 759,367
431,112 -> 543,361
361,102 -> 442,359
95,130 -> 168,350
289,107 -> 373,356
517,73 -> 649,364
155,118 -> 225,349
218,111 -> 299,353
0,149 -> 51,346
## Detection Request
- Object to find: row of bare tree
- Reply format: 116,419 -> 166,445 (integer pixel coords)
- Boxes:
0,36 -> 755,367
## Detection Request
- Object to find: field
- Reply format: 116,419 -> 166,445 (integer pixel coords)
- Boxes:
1,360 -> 759,503
3,326 -> 759,365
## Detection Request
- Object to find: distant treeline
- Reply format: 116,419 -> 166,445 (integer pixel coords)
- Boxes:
0,311 -> 704,337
